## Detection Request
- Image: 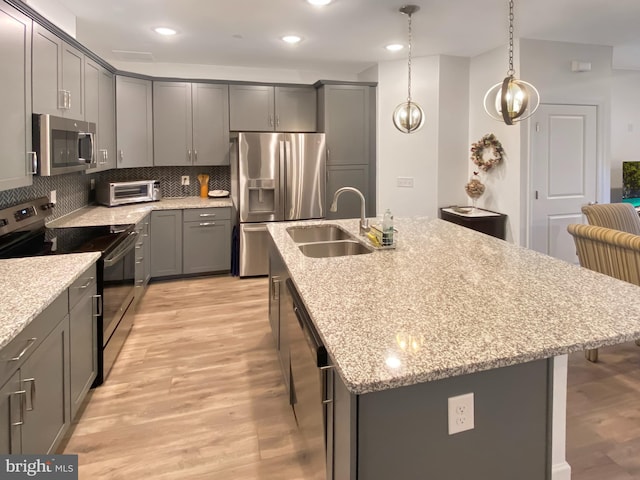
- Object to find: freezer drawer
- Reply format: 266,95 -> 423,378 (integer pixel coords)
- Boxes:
240,223 -> 270,277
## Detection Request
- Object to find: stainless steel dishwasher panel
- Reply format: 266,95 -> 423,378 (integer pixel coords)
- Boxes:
285,279 -> 327,480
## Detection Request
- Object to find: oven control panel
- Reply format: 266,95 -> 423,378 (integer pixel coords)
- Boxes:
0,197 -> 54,238
14,206 -> 37,222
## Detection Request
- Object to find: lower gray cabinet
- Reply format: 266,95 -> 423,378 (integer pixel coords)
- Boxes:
150,210 -> 183,277
268,244 -> 290,397
134,214 -> 151,301
183,208 -> 231,274
68,269 -> 98,420
0,372 -> 21,453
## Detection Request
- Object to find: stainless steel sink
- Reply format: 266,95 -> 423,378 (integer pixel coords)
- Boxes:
298,240 -> 373,258
287,224 -> 353,243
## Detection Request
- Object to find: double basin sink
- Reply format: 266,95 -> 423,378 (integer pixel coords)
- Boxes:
287,224 -> 373,258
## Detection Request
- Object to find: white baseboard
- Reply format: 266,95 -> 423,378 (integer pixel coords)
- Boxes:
552,461 -> 572,480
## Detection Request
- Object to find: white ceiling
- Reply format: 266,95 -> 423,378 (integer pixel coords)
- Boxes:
48,0 -> 640,75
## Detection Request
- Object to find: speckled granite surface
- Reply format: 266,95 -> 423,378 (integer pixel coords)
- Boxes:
268,218 -> 640,395
0,253 -> 101,350
47,197 -> 233,227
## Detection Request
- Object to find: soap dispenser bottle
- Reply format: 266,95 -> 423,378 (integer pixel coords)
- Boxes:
382,209 -> 394,246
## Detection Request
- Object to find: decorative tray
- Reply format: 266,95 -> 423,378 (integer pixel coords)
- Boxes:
208,190 -> 230,198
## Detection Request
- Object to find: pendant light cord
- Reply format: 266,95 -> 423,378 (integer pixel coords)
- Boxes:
507,0 -> 515,76
407,12 -> 413,103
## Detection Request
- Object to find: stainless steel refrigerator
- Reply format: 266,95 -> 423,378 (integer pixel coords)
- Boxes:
233,132 -> 326,277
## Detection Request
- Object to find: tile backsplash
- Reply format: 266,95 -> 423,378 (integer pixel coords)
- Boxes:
0,166 -> 230,221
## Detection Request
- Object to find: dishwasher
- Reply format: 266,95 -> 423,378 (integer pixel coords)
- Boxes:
284,278 -> 329,480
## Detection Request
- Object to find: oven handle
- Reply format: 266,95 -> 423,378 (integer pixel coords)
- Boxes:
103,231 -> 139,267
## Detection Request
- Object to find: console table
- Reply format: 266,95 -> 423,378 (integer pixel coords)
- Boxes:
439,207 -> 507,240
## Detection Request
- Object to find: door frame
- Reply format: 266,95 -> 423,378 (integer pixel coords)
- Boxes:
523,102 -> 609,249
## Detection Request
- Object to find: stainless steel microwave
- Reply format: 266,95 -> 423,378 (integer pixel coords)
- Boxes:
96,180 -> 162,207
32,114 -> 96,176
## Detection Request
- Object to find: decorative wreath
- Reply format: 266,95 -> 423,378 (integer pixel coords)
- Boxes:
470,133 -> 505,172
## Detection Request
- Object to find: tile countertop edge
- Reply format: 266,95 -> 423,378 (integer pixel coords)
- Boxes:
0,252 -> 102,350
267,217 -> 640,395
47,197 -> 235,228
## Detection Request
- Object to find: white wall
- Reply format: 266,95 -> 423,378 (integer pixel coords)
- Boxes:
376,56 -> 440,217
25,0 -> 76,37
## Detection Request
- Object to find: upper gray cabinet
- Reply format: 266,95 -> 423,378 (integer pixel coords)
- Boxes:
84,58 -> 116,171
115,75 -> 153,168
229,85 -> 316,132
153,82 -> 229,166
32,24 -> 84,120
0,3 -> 34,192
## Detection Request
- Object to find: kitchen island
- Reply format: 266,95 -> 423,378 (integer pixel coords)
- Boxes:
267,217 -> 640,480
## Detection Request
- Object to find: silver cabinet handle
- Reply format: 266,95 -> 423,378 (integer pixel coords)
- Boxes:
58,90 -> 66,109
276,115 -> 280,127
271,276 -> 281,301
135,279 -> 144,286
194,150 -> 198,162
119,150 -> 124,163
199,222 -> 216,226
269,114 -> 274,127
188,149 -> 192,163
10,338 -> 36,362
93,294 -> 102,317
76,277 -> 95,289
10,390 -> 26,426
66,90 -> 71,110
199,213 -> 216,217
27,152 -> 37,175
321,365 -> 334,404
22,378 -> 35,411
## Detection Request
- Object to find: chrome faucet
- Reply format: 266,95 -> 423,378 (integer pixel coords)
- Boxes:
329,187 -> 369,235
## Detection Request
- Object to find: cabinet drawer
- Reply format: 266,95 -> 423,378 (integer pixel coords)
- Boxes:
68,264 -> 97,310
0,293 -> 68,383
183,207 -> 231,222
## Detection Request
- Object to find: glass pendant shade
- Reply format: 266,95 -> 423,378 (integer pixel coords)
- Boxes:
484,76 -> 540,125
393,101 -> 425,133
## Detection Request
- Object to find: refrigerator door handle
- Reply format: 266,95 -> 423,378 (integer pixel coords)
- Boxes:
280,139 -> 287,220
242,224 -> 269,232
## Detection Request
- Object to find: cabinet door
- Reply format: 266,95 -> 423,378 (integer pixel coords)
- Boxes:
98,69 -> 116,170
116,76 -> 153,168
143,216 -> 151,285
275,86 -> 316,132
69,286 -> 97,420
0,3 -> 33,192
150,210 -> 183,277
183,220 -> 230,274
0,372 -> 22,454
153,82 -> 192,166
326,164 -> 370,220
62,42 -> 84,120
32,24 -> 62,116
229,85 -> 274,132
320,85 -> 370,166
84,58 -> 100,171
21,317 -> 70,454
192,83 -> 230,166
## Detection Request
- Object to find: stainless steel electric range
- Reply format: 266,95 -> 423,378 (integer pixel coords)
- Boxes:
0,197 -> 138,386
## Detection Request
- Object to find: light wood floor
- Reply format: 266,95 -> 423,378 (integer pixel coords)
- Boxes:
61,275 -> 640,479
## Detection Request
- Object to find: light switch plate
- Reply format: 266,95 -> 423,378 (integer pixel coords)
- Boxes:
397,177 -> 414,188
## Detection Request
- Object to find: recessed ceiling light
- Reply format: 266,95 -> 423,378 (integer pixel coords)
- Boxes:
385,44 -> 404,52
154,27 -> 177,36
307,0 -> 332,6
281,35 -> 302,44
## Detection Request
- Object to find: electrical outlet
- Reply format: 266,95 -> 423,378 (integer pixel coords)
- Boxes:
181,176 -> 190,186
50,190 -> 57,204
90,179 -> 96,190
448,392 -> 474,435
397,177 -> 414,188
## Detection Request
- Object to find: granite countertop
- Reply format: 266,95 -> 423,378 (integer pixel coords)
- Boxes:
47,197 -> 234,227
268,217 -> 640,395
0,253 -> 101,350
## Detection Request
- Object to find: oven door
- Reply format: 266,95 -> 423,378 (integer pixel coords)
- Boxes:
101,230 -> 138,378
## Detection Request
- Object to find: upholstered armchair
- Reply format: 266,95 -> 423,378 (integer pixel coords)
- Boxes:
581,202 -> 640,235
567,223 -> 640,362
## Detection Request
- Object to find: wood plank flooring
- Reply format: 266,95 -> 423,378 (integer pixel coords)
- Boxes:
61,275 -> 640,479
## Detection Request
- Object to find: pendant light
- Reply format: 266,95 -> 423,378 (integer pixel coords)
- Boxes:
483,0 -> 539,125
392,5 -> 425,134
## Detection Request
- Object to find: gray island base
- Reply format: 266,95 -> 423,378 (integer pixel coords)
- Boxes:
267,217 -> 640,480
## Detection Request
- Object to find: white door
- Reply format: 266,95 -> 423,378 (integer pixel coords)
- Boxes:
530,104 -> 598,263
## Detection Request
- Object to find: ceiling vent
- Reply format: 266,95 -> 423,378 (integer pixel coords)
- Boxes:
111,50 -> 155,62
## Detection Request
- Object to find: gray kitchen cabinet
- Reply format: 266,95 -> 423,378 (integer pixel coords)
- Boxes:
68,267 -> 98,420
268,243 -> 290,397
154,82 -> 229,167
150,210 -> 183,277
116,75 -> 153,168
0,293 -> 70,454
183,208 -> 231,274
229,85 -> 316,132
326,164 -> 370,220
32,24 -> 84,120
317,83 -> 376,218
85,57 -> 116,171
0,3 -> 33,192
134,214 -> 151,302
